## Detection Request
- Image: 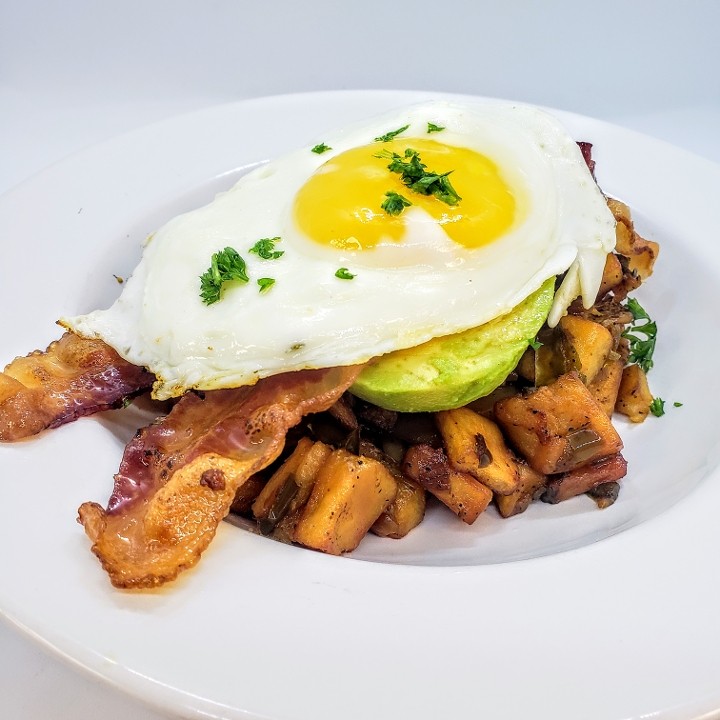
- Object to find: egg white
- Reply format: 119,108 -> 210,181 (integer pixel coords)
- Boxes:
63,100 -> 615,399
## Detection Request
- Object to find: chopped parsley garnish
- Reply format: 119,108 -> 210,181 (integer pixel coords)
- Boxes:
335,267 -> 356,280
529,338 -> 543,351
381,190 -> 412,216
427,122 -> 445,133
649,397 -> 666,417
257,277 -> 276,293
374,124 -> 410,142
673,401 -> 683,407
249,236 -> 284,260
622,297 -> 657,373
312,143 -> 332,154
199,247 -> 249,305
375,148 -> 461,206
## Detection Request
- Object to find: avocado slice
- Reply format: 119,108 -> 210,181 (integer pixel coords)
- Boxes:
350,277 -> 555,412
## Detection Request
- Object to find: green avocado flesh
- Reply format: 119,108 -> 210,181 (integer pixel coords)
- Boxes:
350,277 -> 555,412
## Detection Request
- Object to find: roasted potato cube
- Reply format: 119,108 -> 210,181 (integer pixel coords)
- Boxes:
293,449 -> 397,555
588,355 -> 625,417
252,438 -> 332,531
597,253 -> 624,299
372,477 -> 426,539
431,470 -> 493,524
558,315 -> 613,385
402,443 -> 492,523
615,364 -> 653,423
607,197 -> 632,227
436,408 -> 519,495
542,453 -> 627,504
496,461 -> 546,518
494,373 -> 624,474
615,222 -> 659,281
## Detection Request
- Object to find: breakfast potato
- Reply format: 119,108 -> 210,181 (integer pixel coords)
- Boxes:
435,407 -> 519,495
494,372 -> 623,475
496,461 -> 546,518
542,453 -> 627,504
252,438 -> 332,532
558,315 -> 613,384
402,443 -> 493,523
615,364 -> 653,423
587,355 -> 625,417
293,449 -> 397,555
371,476 -> 426,538
597,252 -> 624,299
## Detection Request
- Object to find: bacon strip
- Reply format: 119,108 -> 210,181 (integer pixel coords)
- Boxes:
78,365 -> 361,589
0,332 -> 154,442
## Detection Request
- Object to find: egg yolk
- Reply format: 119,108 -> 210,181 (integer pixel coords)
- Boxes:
294,138 -> 519,251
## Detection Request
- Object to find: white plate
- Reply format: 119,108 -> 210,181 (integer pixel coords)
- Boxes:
1,91 -> 720,720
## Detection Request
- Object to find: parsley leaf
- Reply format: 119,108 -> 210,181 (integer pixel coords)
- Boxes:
622,297 -> 657,373
375,148 -> 461,206
529,338 -> 543,351
335,267 -> 356,280
249,236 -> 284,260
649,397 -> 665,417
312,143 -> 332,154
427,122 -> 445,133
374,124 -> 410,142
199,247 -> 249,305
257,277 -> 275,293
673,401 -> 683,407
381,190 -> 412,216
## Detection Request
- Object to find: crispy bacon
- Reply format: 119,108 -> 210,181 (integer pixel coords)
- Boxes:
78,365 -> 361,589
0,332 -> 154,442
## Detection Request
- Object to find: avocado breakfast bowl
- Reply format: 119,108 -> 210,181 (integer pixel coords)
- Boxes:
0,91 -> 718,720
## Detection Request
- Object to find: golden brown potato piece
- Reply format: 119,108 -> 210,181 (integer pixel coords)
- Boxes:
402,443 -> 493,524
588,355 -> 625,417
252,438 -> 332,531
436,408 -> 519,495
372,477 -> 426,539
494,373 -> 623,475
496,461 -> 546,518
607,197 -> 632,227
431,470 -> 493,524
542,453 -> 628,504
293,449 -> 397,555
597,253 -> 624,299
615,364 -> 653,423
615,222 -> 659,281
558,315 -> 614,385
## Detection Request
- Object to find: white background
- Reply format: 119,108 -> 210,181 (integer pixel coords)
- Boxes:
1,1 -> 719,718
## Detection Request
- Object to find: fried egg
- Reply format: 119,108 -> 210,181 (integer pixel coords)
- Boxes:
63,100 -> 616,400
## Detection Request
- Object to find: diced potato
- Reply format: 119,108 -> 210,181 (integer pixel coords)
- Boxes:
293,449 -> 397,555
615,364 -> 653,423
430,470 -> 493,524
252,438 -> 332,530
597,253 -> 624,299
558,315 -> 613,385
496,461 -> 546,518
607,197 -> 632,227
542,453 -> 627,504
615,222 -> 659,281
588,355 -> 625,417
436,408 -> 519,495
372,477 -> 426,538
402,443 -> 493,523
494,372 -> 623,474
